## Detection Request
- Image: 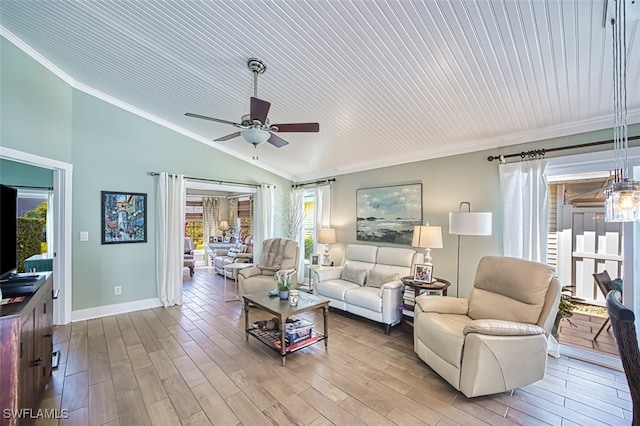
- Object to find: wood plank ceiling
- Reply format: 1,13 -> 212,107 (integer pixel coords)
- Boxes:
1,1 -> 639,181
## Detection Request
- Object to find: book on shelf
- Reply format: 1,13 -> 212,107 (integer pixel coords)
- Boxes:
274,332 -> 320,352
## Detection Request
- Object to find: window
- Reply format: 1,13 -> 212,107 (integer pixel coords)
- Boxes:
303,191 -> 316,260
185,199 -> 203,249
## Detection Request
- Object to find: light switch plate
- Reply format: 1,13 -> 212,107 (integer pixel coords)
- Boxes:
80,231 -> 89,241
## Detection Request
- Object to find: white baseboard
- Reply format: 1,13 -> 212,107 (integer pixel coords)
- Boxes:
71,297 -> 163,322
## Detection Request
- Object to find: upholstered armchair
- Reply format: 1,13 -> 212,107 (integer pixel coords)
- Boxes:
184,237 -> 196,276
238,238 -> 300,296
413,256 -> 562,398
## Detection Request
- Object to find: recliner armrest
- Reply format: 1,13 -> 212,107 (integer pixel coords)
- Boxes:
238,266 -> 262,279
415,296 -> 469,315
463,319 -> 546,336
314,266 -> 342,282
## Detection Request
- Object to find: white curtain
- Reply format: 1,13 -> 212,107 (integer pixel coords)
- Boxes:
500,160 -> 554,356
155,172 -> 185,307
499,159 -> 549,263
254,184 -> 275,260
291,188 -> 306,283
314,184 -> 332,257
202,197 -> 219,245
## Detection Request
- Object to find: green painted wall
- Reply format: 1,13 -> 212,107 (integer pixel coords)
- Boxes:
1,36 -> 290,311
330,125 -> 640,298
0,159 -> 53,187
1,39 -> 72,162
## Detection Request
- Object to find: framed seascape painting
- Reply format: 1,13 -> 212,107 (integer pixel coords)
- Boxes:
356,183 -> 422,245
101,191 -> 147,244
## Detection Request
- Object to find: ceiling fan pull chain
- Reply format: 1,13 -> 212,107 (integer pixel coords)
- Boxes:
252,144 -> 259,160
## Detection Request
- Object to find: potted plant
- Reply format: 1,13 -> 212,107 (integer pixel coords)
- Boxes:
552,284 -> 582,338
275,269 -> 295,300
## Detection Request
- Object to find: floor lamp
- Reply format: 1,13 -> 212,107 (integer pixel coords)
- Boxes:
449,202 -> 492,297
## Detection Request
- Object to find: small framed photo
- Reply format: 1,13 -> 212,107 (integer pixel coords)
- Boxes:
413,264 -> 433,283
223,236 -> 231,243
101,191 -> 147,244
311,255 -> 319,265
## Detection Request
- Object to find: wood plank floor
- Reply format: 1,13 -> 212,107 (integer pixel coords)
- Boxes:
37,266 -> 633,425
558,312 -> 620,358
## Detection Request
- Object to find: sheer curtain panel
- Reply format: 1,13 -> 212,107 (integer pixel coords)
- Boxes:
155,172 -> 185,307
254,184 -> 275,260
202,197 -> 219,246
499,160 -> 549,263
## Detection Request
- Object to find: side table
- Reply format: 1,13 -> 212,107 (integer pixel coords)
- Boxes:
223,263 -> 253,302
400,276 -> 451,332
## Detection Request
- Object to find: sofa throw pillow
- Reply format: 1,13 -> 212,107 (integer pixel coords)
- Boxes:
365,269 -> 399,288
341,264 -> 367,286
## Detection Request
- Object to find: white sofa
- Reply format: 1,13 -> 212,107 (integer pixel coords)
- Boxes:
313,244 -> 423,334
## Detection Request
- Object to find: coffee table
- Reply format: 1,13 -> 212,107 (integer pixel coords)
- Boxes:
243,291 -> 330,366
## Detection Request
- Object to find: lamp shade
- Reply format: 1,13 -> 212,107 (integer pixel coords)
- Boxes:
449,212 -> 492,236
412,225 -> 443,249
317,228 -> 336,244
219,220 -> 230,231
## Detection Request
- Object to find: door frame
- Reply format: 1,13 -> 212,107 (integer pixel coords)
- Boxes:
0,147 -> 73,325
547,146 -> 640,369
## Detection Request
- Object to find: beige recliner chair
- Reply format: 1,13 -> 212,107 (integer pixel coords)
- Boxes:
413,256 -> 562,398
238,238 -> 300,296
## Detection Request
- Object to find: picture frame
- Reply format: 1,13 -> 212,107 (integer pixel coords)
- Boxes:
101,191 -> 147,244
209,236 -> 215,244
311,255 -> 319,265
223,236 -> 231,243
413,264 -> 433,283
356,183 -> 422,245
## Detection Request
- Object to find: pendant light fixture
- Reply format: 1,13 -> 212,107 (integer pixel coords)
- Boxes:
605,0 -> 640,222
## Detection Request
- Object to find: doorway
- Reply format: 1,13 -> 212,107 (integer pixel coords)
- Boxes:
0,147 -> 73,325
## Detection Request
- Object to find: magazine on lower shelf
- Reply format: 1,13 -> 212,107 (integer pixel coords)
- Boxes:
274,332 -> 320,352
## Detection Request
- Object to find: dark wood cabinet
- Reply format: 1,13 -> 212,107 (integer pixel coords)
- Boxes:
0,273 -> 53,426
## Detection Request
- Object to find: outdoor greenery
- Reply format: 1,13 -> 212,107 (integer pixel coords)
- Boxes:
304,237 -> 314,260
17,217 -> 44,273
553,285 -> 582,338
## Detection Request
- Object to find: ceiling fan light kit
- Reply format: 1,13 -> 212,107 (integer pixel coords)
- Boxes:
185,57 -> 319,159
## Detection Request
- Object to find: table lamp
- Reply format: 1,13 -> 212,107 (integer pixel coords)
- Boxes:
317,228 -> 336,265
411,224 -> 443,267
449,202 -> 492,297
219,220 -> 230,237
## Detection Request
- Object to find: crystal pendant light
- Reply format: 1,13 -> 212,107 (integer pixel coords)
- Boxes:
605,0 -> 640,222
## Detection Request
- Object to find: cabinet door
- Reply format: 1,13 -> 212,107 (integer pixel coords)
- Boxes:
35,293 -> 53,394
19,309 -> 35,413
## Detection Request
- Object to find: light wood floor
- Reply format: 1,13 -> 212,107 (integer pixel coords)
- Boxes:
37,266 -> 634,426
558,312 -> 620,358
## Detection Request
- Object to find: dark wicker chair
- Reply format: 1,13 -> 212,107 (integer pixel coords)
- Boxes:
593,271 -> 615,340
606,290 -> 639,426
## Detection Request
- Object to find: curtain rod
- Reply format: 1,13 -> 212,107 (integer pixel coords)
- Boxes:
148,172 -> 263,188
9,184 -> 54,191
486,135 -> 640,162
291,178 -> 336,189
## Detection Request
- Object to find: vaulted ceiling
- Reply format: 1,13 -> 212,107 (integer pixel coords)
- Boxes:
2,1 -> 639,182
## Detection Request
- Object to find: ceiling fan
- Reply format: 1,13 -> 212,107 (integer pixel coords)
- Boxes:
185,58 -> 319,159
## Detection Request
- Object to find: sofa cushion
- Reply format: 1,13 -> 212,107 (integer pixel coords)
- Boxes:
375,247 -> 416,268
344,287 -> 383,312
345,244 -> 378,263
365,269 -> 399,288
341,264 -> 367,286
315,279 -> 360,301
